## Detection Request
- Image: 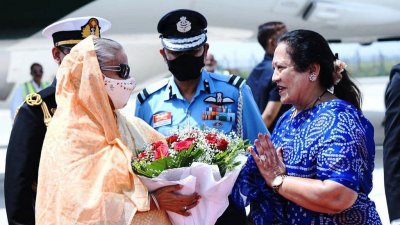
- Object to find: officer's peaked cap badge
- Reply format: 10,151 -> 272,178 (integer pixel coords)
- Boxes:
177,16 -> 191,33
81,18 -> 100,38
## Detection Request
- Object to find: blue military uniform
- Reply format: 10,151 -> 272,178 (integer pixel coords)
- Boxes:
4,17 -> 111,225
136,9 -> 269,225
136,69 -> 268,142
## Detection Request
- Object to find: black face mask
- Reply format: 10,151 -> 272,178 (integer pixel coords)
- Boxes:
166,53 -> 205,81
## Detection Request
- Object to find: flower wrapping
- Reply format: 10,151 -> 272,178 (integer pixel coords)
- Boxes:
132,127 -> 249,225
139,157 -> 246,225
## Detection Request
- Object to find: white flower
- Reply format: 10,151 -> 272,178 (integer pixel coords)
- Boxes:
333,59 -> 347,85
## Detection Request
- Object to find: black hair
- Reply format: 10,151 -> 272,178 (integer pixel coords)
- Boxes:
278,29 -> 362,110
30,63 -> 42,71
257,21 -> 286,49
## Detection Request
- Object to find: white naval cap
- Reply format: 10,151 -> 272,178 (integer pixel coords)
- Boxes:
42,16 -> 111,47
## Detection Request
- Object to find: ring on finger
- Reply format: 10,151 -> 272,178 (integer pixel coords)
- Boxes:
259,154 -> 267,162
184,206 -> 188,211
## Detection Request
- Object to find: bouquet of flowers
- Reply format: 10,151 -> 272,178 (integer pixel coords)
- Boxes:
132,127 -> 249,225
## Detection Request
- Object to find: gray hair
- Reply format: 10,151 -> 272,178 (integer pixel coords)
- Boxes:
93,38 -> 123,66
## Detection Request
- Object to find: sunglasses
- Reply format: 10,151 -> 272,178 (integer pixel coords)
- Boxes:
57,46 -> 72,55
100,64 -> 131,79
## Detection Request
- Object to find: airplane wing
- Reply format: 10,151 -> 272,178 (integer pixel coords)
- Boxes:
1,0 -> 94,39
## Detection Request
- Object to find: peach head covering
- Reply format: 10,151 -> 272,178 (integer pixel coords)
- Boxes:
35,36 -> 161,224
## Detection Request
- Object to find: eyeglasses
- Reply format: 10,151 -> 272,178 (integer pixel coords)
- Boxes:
100,64 -> 131,79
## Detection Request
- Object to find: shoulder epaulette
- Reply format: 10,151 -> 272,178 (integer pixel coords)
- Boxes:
208,72 -> 229,81
209,73 -> 246,89
25,93 -> 43,107
228,74 -> 245,89
137,79 -> 169,104
24,93 -> 52,126
14,93 -> 43,121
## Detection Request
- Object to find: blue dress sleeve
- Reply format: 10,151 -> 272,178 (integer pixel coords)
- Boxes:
317,110 -> 374,193
232,155 -> 286,225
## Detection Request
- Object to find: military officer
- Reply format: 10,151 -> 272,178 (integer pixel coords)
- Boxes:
135,9 -> 268,225
4,16 -> 111,225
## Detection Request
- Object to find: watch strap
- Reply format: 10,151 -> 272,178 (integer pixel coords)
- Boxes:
272,174 -> 287,193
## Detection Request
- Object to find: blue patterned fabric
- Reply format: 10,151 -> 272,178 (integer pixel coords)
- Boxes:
232,99 -> 382,225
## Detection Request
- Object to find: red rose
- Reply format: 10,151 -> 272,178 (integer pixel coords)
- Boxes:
166,135 -> 179,145
205,133 -> 217,144
174,138 -> 194,151
137,151 -> 147,160
216,138 -> 229,151
152,141 -> 169,160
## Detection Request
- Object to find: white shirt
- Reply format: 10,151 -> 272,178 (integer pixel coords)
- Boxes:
392,218 -> 400,225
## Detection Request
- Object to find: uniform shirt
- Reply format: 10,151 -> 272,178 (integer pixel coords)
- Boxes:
247,54 -> 280,112
135,70 -> 268,142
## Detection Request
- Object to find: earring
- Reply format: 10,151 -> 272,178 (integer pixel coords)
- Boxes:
309,73 -> 317,81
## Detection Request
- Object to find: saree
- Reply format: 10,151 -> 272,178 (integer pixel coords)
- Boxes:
35,36 -> 170,225
233,100 -> 381,225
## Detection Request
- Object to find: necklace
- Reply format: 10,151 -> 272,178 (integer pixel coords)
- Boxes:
290,90 -> 328,120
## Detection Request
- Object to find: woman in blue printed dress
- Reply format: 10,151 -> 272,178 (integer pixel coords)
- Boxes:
232,30 -> 381,225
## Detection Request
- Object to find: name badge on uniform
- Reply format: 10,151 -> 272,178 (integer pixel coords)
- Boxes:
153,112 -> 172,128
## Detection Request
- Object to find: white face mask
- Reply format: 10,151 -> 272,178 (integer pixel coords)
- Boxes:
103,76 -> 136,109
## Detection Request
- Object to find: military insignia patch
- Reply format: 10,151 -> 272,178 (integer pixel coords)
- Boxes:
153,112 -> 172,128
201,105 -> 236,122
203,92 -> 234,105
81,18 -> 101,38
176,16 -> 191,33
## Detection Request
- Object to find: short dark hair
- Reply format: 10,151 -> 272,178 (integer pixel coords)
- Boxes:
257,21 -> 286,49
279,29 -> 362,110
30,63 -> 42,72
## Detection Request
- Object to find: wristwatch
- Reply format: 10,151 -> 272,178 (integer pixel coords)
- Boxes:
272,174 -> 287,193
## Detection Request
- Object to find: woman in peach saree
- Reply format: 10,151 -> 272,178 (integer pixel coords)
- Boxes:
35,36 -> 199,225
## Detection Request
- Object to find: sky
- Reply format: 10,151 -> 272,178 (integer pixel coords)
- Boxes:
208,40 -> 400,71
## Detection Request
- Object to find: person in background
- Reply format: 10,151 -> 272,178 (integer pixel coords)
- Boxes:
247,21 -> 290,132
205,53 -> 217,72
4,16 -> 111,225
36,36 -> 199,225
135,9 -> 268,225
233,29 -> 381,225
384,63 -> 400,225
9,63 -> 49,119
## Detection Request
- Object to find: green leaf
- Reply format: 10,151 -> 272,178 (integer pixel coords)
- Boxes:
132,136 -> 250,178
132,145 -> 204,178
